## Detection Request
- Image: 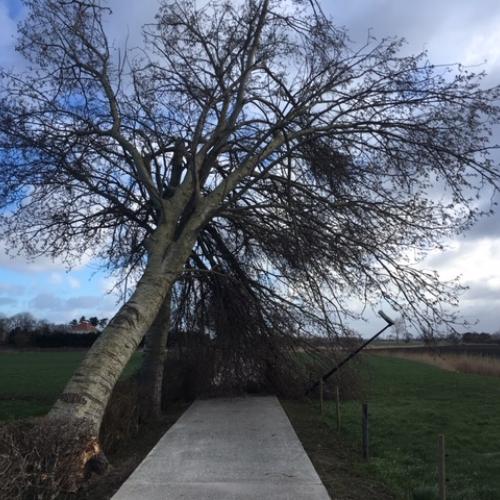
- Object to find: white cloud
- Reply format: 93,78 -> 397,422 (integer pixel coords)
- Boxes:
46,274 -> 81,289
0,2 -> 22,68
67,277 -> 80,289
49,272 -> 63,285
324,0 -> 500,85
0,241 -> 93,274
0,3 -> 16,44
0,282 -> 25,295
422,238 -> 500,331
16,289 -> 118,323
0,297 -> 17,306
65,296 -> 103,310
463,24 -> 500,69
425,238 -> 500,285
28,292 -> 116,315
29,293 -> 63,310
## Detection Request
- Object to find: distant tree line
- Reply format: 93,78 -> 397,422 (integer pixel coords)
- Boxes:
69,316 -> 108,328
462,332 -> 500,344
398,330 -> 499,345
0,312 -> 108,348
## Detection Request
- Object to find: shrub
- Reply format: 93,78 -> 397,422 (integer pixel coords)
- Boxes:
99,379 -> 140,455
7,330 -> 102,348
161,341 -> 364,403
162,344 -> 216,403
299,349 -> 365,402
0,418 -> 96,500
10,328 -> 33,348
34,332 -> 101,348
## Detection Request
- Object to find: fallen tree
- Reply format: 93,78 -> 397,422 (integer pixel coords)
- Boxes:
1,0 -> 499,486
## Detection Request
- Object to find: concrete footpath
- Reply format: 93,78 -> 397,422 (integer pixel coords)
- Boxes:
112,396 -> 330,499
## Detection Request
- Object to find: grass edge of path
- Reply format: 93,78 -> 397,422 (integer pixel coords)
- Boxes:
282,399 -> 396,500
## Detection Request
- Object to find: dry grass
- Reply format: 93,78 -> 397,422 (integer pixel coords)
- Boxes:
377,350 -> 500,378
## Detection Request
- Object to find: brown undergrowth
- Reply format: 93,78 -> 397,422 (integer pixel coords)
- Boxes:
0,418 -> 96,500
77,401 -> 189,500
376,350 -> 500,378
0,378 -> 188,500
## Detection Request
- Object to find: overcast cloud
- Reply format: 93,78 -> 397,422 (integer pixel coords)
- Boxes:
29,292 -> 113,312
0,0 -> 500,333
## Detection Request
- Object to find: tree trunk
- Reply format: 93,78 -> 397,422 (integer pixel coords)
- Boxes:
48,265 -> 172,433
47,221 -> 199,435
138,288 -> 172,423
45,211 -> 207,483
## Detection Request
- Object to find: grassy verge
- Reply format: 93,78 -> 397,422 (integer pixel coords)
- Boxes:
0,351 -> 142,420
282,399 -> 396,500
321,355 -> 500,500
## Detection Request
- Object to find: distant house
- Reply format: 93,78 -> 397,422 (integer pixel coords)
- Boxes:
69,321 -> 98,334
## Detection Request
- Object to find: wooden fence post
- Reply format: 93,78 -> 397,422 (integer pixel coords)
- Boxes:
362,402 -> 369,459
335,385 -> 341,432
438,434 -> 446,500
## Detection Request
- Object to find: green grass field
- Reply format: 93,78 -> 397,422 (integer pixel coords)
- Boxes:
2,351 -> 499,499
0,351 -> 142,421
323,355 -> 500,500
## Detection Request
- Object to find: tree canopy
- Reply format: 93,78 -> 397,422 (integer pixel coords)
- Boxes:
3,0 -> 497,330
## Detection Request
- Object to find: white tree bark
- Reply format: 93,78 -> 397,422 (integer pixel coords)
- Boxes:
48,222 -> 198,435
48,268 -> 170,430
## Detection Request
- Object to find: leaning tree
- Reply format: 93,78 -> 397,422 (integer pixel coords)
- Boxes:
1,0 -> 499,455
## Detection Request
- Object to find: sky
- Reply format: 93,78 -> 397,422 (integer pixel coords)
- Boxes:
0,0 -> 500,333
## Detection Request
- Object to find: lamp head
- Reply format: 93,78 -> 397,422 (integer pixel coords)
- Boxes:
378,310 -> 395,325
